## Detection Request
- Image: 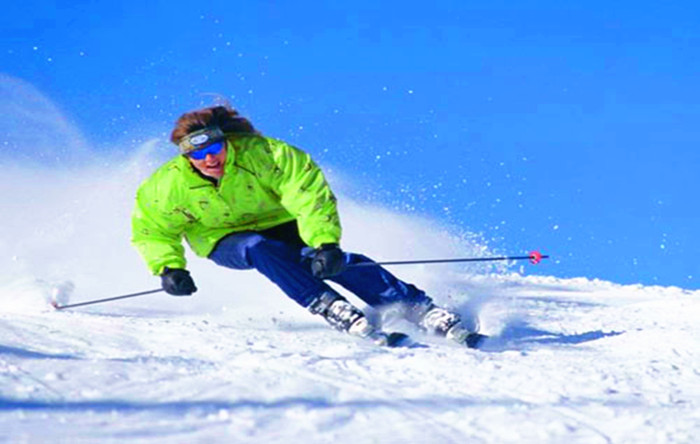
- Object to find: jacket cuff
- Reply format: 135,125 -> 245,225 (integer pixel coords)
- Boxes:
309,233 -> 340,249
153,259 -> 187,276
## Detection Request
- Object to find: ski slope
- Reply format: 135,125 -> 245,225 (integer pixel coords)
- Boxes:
1,155 -> 698,443
1,273 -> 698,443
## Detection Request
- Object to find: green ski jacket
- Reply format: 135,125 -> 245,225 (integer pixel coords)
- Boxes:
131,135 -> 341,275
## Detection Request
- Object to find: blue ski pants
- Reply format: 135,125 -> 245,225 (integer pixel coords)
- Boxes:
208,222 -> 432,310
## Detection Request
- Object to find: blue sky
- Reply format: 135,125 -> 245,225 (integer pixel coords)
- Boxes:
2,1 -> 699,288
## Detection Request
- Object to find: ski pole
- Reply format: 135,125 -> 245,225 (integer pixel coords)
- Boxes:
348,250 -> 549,267
52,288 -> 164,310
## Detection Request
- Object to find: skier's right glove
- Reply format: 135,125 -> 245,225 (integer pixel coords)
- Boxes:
160,267 -> 197,296
311,243 -> 347,279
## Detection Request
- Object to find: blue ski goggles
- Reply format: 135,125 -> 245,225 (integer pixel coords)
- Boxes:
186,140 -> 225,160
178,127 -> 226,157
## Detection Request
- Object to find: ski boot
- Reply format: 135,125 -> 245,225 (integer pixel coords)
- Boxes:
414,303 -> 487,349
308,291 -> 409,347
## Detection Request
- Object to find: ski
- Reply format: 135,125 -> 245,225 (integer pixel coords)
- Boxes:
463,333 -> 489,349
385,332 -> 416,347
365,330 -> 424,348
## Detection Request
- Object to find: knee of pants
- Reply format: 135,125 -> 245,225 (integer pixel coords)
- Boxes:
209,232 -> 267,269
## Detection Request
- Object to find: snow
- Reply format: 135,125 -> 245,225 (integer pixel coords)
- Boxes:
1,275 -> 698,443
1,156 -> 699,443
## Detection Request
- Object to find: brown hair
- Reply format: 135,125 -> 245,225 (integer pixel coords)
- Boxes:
170,105 -> 259,145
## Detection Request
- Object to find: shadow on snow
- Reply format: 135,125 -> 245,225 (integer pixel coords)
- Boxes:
481,320 -> 624,352
0,393 -> 635,414
0,344 -> 78,360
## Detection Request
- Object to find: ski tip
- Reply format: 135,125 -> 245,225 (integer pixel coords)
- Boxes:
464,333 -> 489,349
385,332 -> 412,347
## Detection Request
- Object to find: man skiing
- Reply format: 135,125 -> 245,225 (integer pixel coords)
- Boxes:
131,105 -> 482,347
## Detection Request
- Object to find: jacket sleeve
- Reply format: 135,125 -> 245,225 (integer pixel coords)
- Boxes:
266,139 -> 342,248
131,185 -> 187,275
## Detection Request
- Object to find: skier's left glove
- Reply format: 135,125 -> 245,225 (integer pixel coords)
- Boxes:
311,243 -> 347,279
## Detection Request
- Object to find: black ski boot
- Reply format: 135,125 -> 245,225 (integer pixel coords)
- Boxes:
308,291 -> 409,347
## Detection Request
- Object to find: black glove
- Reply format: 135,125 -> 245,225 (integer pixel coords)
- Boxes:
161,268 -> 197,296
311,244 -> 347,279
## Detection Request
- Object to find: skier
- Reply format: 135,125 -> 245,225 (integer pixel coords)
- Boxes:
131,105 -> 481,347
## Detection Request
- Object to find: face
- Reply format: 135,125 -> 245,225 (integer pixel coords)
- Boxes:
187,142 -> 227,179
